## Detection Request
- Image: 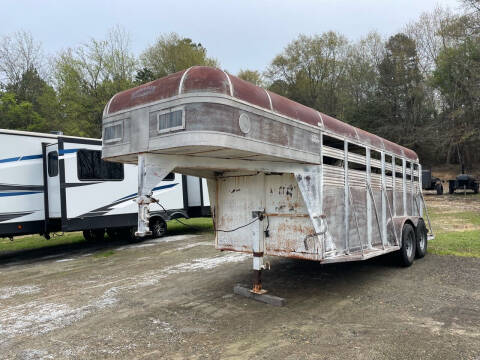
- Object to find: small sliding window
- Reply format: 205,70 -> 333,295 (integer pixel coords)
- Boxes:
103,121 -> 123,143
157,108 -> 185,134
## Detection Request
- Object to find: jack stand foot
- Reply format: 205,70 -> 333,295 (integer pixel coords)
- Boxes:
251,269 -> 266,294
233,284 -> 286,306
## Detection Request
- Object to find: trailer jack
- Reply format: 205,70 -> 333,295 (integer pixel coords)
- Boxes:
251,261 -> 270,295
233,209 -> 285,306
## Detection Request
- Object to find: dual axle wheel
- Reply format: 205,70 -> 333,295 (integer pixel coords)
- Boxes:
398,219 -> 427,267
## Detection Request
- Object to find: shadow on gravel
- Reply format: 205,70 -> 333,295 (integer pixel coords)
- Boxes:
0,237 -> 132,267
232,252 -> 409,304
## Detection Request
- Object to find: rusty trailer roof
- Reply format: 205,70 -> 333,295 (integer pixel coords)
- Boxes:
105,66 -> 418,161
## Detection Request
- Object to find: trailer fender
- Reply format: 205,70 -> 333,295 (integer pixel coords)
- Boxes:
392,216 -> 422,247
169,211 -> 189,220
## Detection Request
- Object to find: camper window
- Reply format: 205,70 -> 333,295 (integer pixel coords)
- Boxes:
48,151 -> 58,177
77,149 -> 124,181
157,109 -> 184,133
104,122 -> 123,143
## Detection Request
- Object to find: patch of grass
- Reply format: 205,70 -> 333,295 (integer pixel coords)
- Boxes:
429,231 -> 480,258
429,210 -> 480,226
167,217 -> 213,235
94,250 -> 115,258
0,232 -> 85,253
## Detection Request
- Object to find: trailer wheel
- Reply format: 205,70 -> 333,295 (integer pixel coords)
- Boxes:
150,217 -> 167,238
435,183 -> 443,195
398,223 -> 416,267
118,227 -> 139,242
415,220 -> 428,259
449,182 -> 454,194
106,228 -> 118,240
83,229 -> 105,242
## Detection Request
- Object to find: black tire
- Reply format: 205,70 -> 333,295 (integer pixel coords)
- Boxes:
474,183 -> 479,194
118,227 -> 139,242
398,223 -> 416,267
415,219 -> 428,259
435,183 -> 443,195
83,230 -> 93,242
83,229 -> 105,241
150,217 -> 167,238
106,228 -> 120,240
449,182 -> 454,194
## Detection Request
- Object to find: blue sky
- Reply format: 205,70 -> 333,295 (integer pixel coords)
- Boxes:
1,0 -> 461,74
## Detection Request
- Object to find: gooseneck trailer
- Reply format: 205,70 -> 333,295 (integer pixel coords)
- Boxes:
102,66 -> 433,301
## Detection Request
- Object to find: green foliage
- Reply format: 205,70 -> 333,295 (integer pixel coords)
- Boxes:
266,32 -> 349,117
375,34 -> 433,150
0,13 -> 479,166
431,36 -> 480,164
138,33 -> 218,82
0,92 -> 46,131
237,69 -> 263,86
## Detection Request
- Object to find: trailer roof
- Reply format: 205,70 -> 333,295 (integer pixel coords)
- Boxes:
105,66 -> 418,161
0,129 -> 98,142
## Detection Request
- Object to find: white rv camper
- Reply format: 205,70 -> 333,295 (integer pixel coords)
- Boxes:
0,129 -> 209,241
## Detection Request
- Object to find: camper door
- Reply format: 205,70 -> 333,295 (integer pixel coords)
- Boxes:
46,144 -> 61,218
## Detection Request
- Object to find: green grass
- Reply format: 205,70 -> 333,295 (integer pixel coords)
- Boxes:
166,217 -> 213,235
429,230 -> 480,258
0,232 -> 86,253
94,250 -> 116,258
428,209 -> 480,226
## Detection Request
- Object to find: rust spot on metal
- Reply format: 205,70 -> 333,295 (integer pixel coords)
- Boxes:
264,213 -> 309,218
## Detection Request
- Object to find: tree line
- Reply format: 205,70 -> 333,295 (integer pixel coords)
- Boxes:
0,1 -> 479,167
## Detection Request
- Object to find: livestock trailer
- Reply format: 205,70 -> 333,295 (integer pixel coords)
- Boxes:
0,129 -> 209,241
102,66 -> 433,300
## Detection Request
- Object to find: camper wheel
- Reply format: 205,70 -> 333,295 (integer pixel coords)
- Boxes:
83,229 -> 105,242
118,227 -> 139,242
106,228 -> 118,240
150,217 -> 167,238
398,223 -> 416,267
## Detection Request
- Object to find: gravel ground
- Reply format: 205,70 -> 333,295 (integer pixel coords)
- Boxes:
0,232 -> 479,360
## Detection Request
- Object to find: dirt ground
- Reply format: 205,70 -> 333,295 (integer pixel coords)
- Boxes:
1,226 -> 479,360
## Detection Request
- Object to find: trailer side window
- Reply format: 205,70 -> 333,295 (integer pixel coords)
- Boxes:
104,122 -> 123,143
157,109 -> 184,133
48,151 -> 58,177
77,149 -> 124,181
